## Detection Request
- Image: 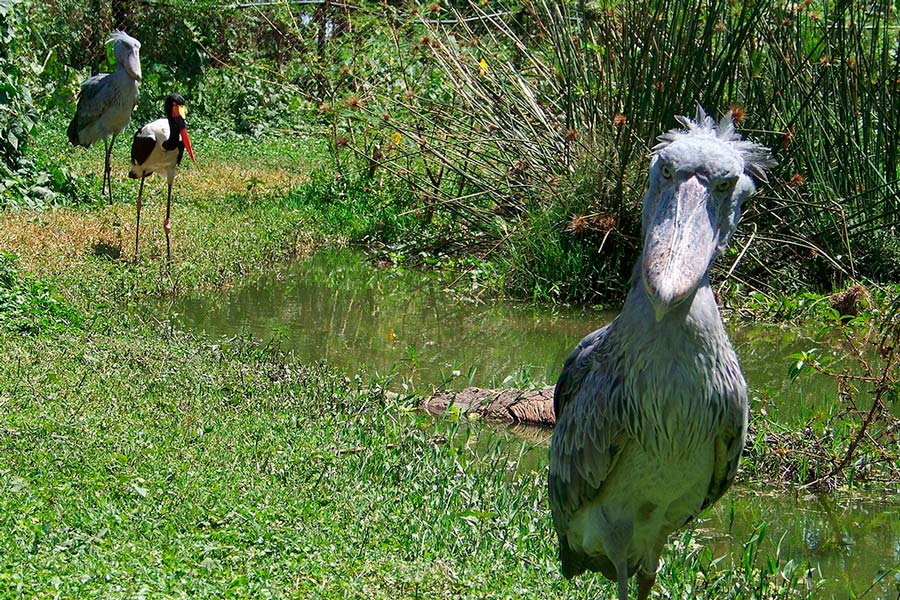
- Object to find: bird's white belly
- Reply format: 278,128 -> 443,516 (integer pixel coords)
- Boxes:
138,148 -> 179,176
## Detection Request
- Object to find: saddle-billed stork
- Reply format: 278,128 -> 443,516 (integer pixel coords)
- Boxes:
129,93 -> 195,262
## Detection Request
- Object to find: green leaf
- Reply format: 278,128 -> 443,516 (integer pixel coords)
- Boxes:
787,356 -> 806,380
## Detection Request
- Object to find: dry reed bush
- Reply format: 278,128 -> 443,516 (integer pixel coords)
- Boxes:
338,0 -> 770,300
336,0 -> 900,301
346,1 -> 606,221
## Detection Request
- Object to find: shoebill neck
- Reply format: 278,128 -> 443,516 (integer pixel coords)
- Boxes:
621,260 -> 724,339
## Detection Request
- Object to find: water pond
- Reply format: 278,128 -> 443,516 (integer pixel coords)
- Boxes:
153,248 -> 899,598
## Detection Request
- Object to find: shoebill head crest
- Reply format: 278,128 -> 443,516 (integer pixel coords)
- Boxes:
641,107 -> 775,320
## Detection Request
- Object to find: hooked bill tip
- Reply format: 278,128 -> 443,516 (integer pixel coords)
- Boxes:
653,302 -> 667,323
645,282 -> 676,322
642,264 -> 693,322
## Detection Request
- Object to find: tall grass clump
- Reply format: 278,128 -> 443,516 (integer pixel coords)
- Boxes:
738,0 -> 900,291
334,0 -> 899,303
335,0 -> 774,301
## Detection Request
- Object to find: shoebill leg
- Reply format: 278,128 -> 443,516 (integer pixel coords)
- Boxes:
636,546 -> 661,600
103,133 -> 118,204
615,559 -> 630,600
637,570 -> 657,600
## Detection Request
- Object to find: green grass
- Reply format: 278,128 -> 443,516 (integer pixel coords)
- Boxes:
0,314 -> 815,599
0,251 -> 82,335
1,117 -> 330,301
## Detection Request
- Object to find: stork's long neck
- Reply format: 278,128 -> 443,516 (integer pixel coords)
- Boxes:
162,115 -> 186,151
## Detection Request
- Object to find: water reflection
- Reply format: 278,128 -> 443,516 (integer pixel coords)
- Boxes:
721,488 -> 900,598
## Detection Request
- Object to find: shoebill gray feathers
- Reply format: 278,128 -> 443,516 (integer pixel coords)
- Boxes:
549,108 -> 774,600
67,31 -> 141,204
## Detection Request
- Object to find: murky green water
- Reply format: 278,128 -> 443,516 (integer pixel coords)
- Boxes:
158,249 -> 837,407
163,248 -> 600,391
154,248 -> 899,598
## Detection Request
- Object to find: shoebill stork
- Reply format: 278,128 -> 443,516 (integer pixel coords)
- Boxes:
549,108 -> 774,600
129,93 -> 195,262
67,30 -> 141,204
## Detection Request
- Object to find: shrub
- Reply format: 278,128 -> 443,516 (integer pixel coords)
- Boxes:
335,0 -> 900,302
0,0 -> 40,186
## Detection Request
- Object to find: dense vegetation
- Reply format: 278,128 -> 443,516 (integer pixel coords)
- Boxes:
4,0 -> 900,302
0,125 -> 847,598
2,0 -> 899,596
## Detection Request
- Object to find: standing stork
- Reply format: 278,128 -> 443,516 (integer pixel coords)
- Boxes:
67,30 -> 141,204
129,93 -> 195,263
549,108 -> 774,600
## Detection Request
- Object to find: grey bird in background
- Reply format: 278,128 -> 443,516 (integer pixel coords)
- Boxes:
549,108 -> 775,600
67,30 -> 141,204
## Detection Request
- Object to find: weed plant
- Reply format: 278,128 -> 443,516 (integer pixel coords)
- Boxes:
743,292 -> 900,491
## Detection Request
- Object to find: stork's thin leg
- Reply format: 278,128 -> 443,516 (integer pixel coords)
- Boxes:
164,170 -> 174,264
134,174 -> 146,261
103,133 -> 118,204
102,137 -> 111,202
109,132 -> 119,203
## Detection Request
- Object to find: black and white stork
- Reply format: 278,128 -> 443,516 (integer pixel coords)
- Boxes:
68,31 -> 142,204
129,93 -> 195,263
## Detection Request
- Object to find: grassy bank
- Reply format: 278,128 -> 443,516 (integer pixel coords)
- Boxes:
3,319 -> 552,598
0,319 -> 819,598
